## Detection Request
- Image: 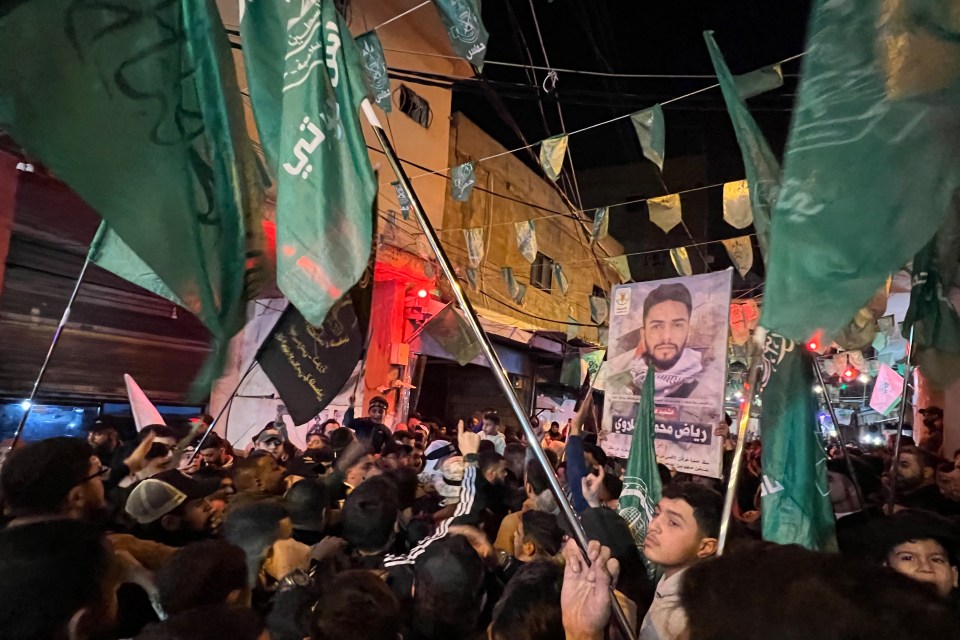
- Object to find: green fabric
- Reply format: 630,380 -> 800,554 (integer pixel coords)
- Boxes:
432,0 -> 489,70
618,369 -> 663,579
357,31 -> 392,112
501,266 -> 519,299
903,238 -> 960,385
89,224 -> 184,308
705,31 -> 777,262
0,0 -> 264,396
630,105 -> 665,170
759,0 -> 960,342
591,207 -> 609,246
554,263 -> 570,295
451,162 -> 476,201
759,334 -> 838,551
539,135 -> 568,182
241,0 -> 376,327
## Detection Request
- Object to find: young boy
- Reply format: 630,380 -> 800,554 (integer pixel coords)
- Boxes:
640,482 -> 722,640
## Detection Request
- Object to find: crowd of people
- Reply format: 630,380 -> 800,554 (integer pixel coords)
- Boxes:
1,393 -> 959,640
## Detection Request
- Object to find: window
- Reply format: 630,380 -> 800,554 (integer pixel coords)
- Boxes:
531,252 -> 554,292
592,285 -> 607,299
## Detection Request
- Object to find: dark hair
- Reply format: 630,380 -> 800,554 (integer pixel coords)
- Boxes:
477,439 -> 496,454
490,561 -> 563,640
197,432 -> 225,451
413,535 -> 486,639
0,520 -> 112,640
329,427 -> 355,451
136,604 -> 266,640
157,541 -> 247,615
478,450 -> 505,476
550,422 -> 560,429
662,482 -> 723,538
681,544 -> 960,640
521,510 -> 564,556
601,473 -> 623,501
870,510 -> 960,567
342,476 -> 399,552
283,479 -> 330,529
901,446 -> 938,471
369,396 -> 389,410
583,442 -> 608,469
384,467 -> 419,511
483,412 -> 501,426
311,570 -> 402,640
642,282 -> 692,322
504,443 -> 526,471
0,437 -> 94,517
525,459 -> 553,495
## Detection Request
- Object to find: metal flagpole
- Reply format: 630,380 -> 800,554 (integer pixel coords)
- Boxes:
9,253 -> 93,451
813,359 -> 868,513
887,325 -> 915,514
717,348 -> 760,555
363,102 -> 637,640
188,360 -> 259,464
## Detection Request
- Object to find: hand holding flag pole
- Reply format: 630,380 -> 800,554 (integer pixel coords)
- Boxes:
362,100 -> 636,640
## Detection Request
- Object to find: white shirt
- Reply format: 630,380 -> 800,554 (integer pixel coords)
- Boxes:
639,569 -> 689,640
481,432 -> 506,455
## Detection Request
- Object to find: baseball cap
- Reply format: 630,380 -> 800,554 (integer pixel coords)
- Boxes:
126,479 -> 186,524
255,428 -> 283,445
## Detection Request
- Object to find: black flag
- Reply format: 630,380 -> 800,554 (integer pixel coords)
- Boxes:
257,258 -> 375,425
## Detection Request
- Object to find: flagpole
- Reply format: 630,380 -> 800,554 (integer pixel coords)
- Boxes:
887,325 -> 915,514
9,253 -> 93,451
813,359 -> 868,513
717,348 -> 761,555
187,360 -> 259,464
363,101 -> 636,640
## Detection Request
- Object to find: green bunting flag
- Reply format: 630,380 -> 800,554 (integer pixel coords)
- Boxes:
606,255 -> 632,283
539,135 -> 569,182
590,296 -> 609,325
515,283 -> 527,305
566,315 -> 578,341
432,0 -> 489,70
451,162 -> 477,202
465,267 -> 479,291
421,303 -> 483,366
760,1 -> 960,342
241,0 -> 377,328
501,266 -> 519,300
357,31 -> 392,112
515,220 -> 538,264
591,207 -> 609,246
735,63 -> 784,99
392,181 -> 412,219
630,105 -> 666,171
902,238 -> 960,385
758,333 -> 838,551
618,369 -> 663,579
0,0 -> 267,395
553,263 -> 570,295
705,31 -> 778,261
464,228 -> 485,268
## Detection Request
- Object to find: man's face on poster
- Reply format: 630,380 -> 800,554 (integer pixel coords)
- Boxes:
643,300 -> 691,371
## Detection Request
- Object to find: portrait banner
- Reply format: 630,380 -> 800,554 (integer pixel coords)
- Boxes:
602,269 -> 733,478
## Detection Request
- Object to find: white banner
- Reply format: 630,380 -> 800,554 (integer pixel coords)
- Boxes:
602,270 -> 732,478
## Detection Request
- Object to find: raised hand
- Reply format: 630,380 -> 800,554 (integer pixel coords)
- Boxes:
458,419 -> 480,457
581,465 -> 605,509
561,538 -> 620,640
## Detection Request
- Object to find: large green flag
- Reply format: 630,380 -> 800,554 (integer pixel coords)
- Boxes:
618,369 -> 663,578
760,0 -> 960,342
705,31 -> 779,261
0,0 -> 266,393
240,0 -> 377,327
902,237 -> 960,385
758,333 -> 837,551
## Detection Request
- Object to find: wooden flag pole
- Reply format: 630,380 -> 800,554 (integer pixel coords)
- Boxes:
887,325 -> 915,514
9,252 -> 93,451
717,346 -> 761,555
363,102 -> 637,640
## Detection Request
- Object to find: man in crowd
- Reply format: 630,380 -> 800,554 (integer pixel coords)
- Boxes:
125,469 -> 220,546
639,482 -> 722,639
630,282 -> 703,399
87,420 -> 121,468
196,432 -> 235,471
893,446 -> 960,515
919,406 -> 945,456
480,412 -> 506,454
252,427 -> 284,462
232,454 -> 286,503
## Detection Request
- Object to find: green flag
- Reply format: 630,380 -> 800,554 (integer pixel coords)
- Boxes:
0,0 -> 265,393
630,105 -> 665,171
760,0 -> 960,342
432,0 -> 489,70
357,31 -> 392,113
758,333 -> 837,551
705,31 -> 778,261
902,238 -> 960,385
241,0 -> 377,327
618,369 -> 663,578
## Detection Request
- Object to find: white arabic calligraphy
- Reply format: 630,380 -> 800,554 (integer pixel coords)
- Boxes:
282,117 -> 325,178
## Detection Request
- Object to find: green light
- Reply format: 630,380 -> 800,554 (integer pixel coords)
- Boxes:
840,383 -> 847,390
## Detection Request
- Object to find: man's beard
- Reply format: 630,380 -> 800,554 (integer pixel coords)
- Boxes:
645,342 -> 686,371
93,441 -> 115,459
897,472 -> 923,492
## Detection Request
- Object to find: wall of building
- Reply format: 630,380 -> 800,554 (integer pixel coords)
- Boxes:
441,114 -> 624,344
